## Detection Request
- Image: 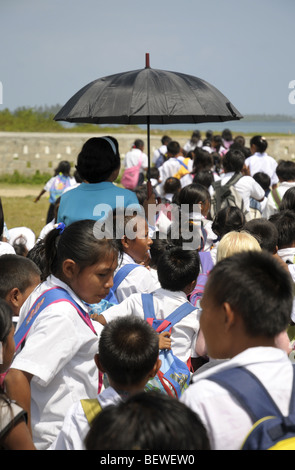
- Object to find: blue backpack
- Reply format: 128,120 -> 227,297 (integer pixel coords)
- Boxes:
207,365 -> 295,450
141,293 -> 195,398
104,264 -> 141,305
189,251 -> 214,308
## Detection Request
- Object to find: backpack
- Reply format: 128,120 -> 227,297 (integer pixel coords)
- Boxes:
211,173 -> 248,219
121,155 -> 142,189
49,174 -> 71,203
189,251 -> 214,308
104,263 -> 142,304
141,293 -> 195,398
207,365 -> 295,450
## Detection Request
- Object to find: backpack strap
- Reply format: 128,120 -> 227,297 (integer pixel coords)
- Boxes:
14,287 -> 97,352
141,293 -> 195,333
207,365 -> 295,422
271,188 -> 282,209
176,158 -> 189,170
80,398 -> 102,425
112,264 -> 141,292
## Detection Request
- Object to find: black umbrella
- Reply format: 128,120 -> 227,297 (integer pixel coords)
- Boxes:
54,54 -> 242,190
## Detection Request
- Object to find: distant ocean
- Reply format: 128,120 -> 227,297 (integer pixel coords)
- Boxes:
145,120 -> 295,135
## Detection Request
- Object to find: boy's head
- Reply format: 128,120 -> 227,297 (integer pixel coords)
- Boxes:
167,141 -> 181,157
96,316 -> 160,389
244,218 -> 278,253
269,210 -> 295,249
222,149 -> 245,173
200,251 -> 293,359
0,255 -> 41,315
276,160 -> 295,182
157,246 -> 200,294
85,391 -> 210,451
163,177 -> 181,196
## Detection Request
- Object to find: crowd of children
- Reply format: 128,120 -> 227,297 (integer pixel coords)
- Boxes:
1,130 -> 295,451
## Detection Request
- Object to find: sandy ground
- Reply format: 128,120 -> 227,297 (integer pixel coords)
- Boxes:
0,187 -> 41,197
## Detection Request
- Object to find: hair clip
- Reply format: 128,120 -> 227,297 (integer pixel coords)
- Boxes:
55,222 -> 66,234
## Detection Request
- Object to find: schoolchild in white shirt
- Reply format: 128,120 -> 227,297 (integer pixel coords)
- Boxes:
264,160 -> 295,219
96,246 -> 201,365
181,251 -> 294,450
5,220 -> 118,449
245,135 -> 279,189
108,210 -> 160,303
49,316 -> 162,450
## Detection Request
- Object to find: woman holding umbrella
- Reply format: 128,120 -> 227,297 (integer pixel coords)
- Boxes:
57,136 -> 140,227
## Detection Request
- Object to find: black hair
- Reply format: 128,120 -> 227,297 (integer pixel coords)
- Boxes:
161,135 -> 172,145
133,139 -> 144,149
147,167 -> 159,180
222,149 -> 245,173
0,298 -> 13,344
212,206 -> 245,239
212,135 -> 223,151
167,141 -> 180,156
250,135 -> 268,153
222,128 -> 233,142
206,250 -> 293,337
149,232 -> 176,269
269,210 -> 295,249
192,148 -> 213,173
276,160 -> 295,182
44,219 -> 119,278
193,170 -> 214,189
0,199 -> 4,240
85,391 -> 210,450
0,254 -> 41,298
253,172 -> 271,192
280,187 -> 295,212
75,136 -> 120,183
54,160 -> 71,177
243,218 -> 278,253
177,183 -> 210,212
157,246 -> 200,291
190,130 -> 201,143
27,240 -> 47,282
98,316 -> 159,386
163,177 -> 181,195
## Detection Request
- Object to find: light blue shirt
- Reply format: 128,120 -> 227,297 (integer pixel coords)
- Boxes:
57,181 -> 141,226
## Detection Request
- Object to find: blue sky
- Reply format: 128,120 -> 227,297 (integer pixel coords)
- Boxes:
1,0 -> 295,116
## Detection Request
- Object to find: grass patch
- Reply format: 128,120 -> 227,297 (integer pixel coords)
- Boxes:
1,193 -> 49,237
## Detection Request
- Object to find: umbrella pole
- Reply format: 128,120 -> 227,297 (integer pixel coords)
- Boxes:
147,116 -> 152,198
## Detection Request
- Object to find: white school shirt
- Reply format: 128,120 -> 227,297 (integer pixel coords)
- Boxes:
153,144 -> 168,164
123,148 -> 148,174
158,157 -> 190,196
245,152 -> 279,187
114,253 -> 160,303
220,172 -> 265,212
12,275 -> 102,450
49,386 -> 122,450
264,181 -> 295,219
103,287 -> 201,363
180,347 -> 294,450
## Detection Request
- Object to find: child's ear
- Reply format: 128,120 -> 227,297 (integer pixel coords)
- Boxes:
6,288 -> 21,307
94,354 -> 106,373
183,279 -> 197,296
62,259 -> 78,280
121,235 -> 130,250
223,302 -> 236,332
148,357 -> 162,378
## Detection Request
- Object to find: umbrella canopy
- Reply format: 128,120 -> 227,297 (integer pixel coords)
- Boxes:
54,54 -> 242,126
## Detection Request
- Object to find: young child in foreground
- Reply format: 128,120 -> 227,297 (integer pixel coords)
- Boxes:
49,316 -> 164,450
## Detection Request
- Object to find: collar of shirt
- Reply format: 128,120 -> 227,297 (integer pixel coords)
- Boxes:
192,346 -> 288,384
